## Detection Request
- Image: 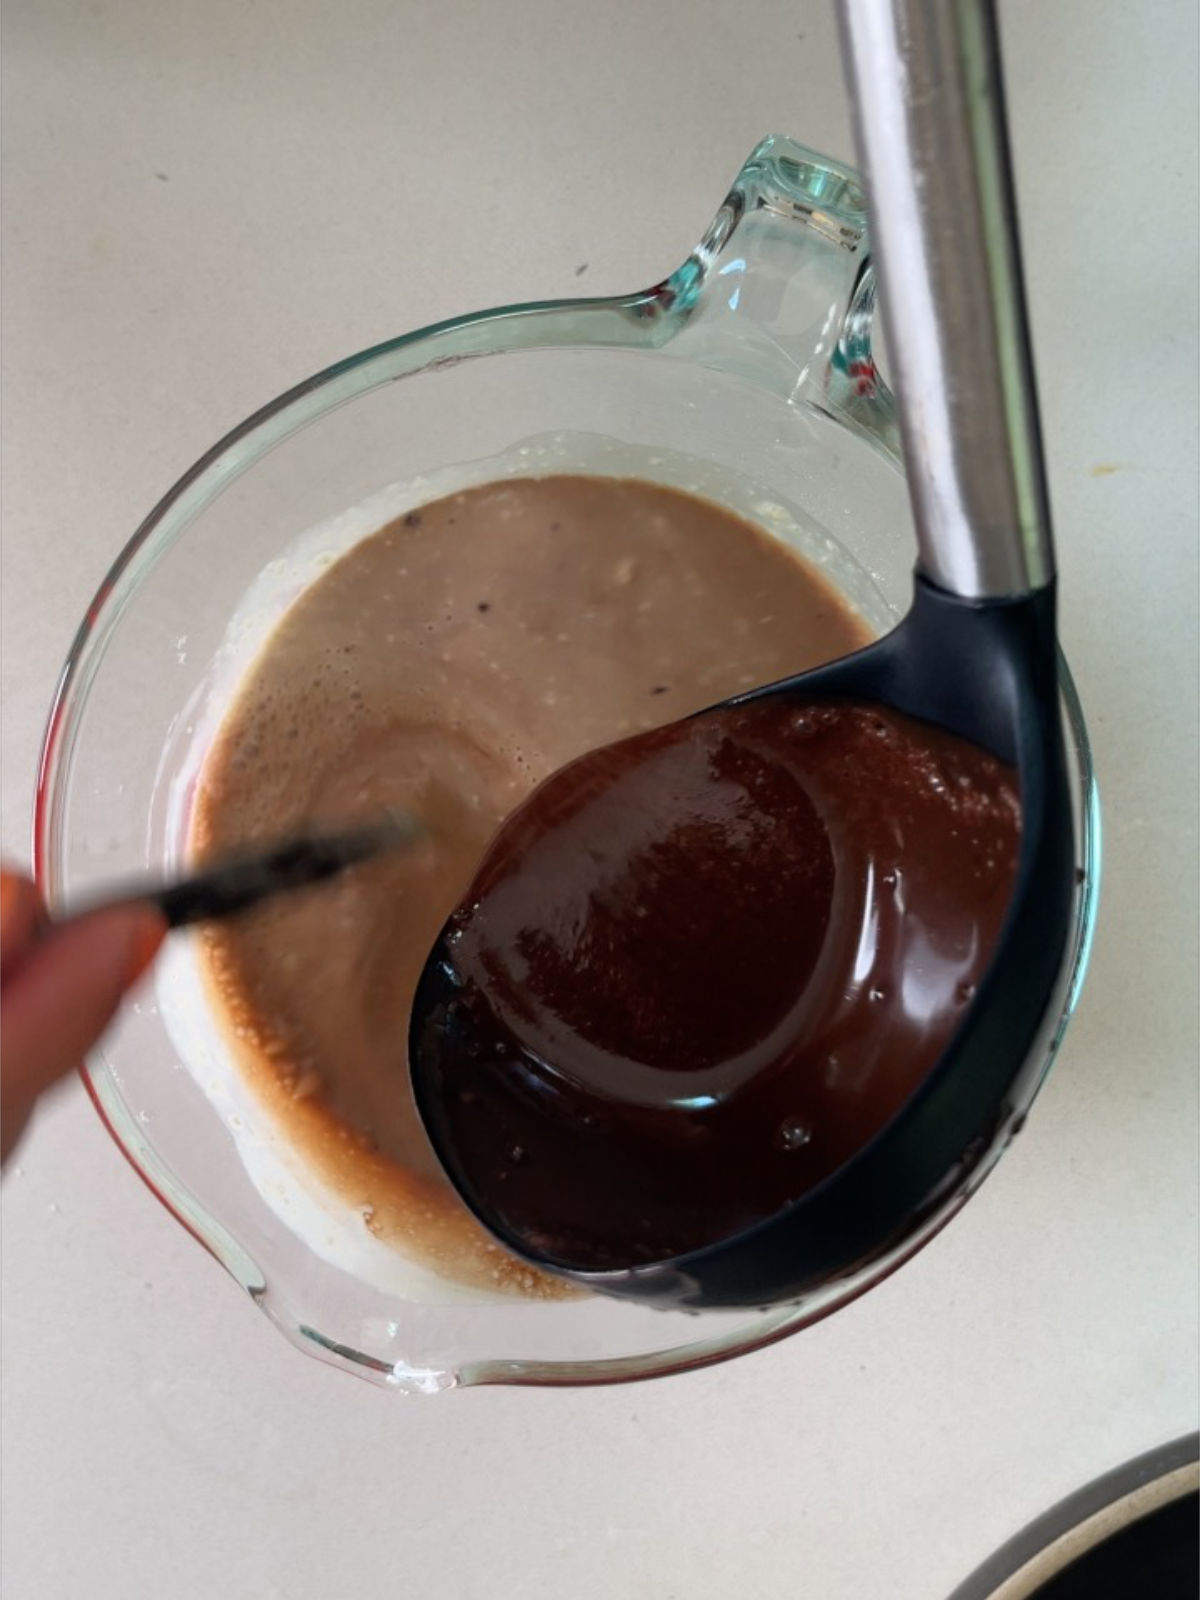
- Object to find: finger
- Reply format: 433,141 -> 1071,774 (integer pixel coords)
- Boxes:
1,903 -> 165,1157
0,869 -> 44,978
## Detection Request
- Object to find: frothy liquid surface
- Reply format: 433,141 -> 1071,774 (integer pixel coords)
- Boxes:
192,475 -> 869,1294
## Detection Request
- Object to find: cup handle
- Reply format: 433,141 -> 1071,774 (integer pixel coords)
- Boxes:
652,135 -> 902,464
823,255 -> 902,463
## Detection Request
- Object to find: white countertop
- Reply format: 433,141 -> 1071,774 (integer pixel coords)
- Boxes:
2,2 -> 1196,1595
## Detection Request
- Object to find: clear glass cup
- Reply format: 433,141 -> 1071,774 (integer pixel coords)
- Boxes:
35,136 -> 1100,1392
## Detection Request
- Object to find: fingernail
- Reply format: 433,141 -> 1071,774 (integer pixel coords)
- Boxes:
124,911 -> 167,986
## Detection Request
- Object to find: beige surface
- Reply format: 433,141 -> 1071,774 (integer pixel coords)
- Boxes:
2,2 -> 1197,1597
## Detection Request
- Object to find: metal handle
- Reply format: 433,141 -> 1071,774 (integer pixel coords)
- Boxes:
836,0 -> 1055,599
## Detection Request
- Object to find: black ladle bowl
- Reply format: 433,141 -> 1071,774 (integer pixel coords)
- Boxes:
410,0 -> 1079,1309
410,578 -> 1074,1309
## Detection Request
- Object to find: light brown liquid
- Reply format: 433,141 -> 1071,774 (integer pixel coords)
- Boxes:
193,475 -> 870,1294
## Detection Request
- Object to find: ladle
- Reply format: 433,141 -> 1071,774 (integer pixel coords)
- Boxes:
409,0 -> 1076,1309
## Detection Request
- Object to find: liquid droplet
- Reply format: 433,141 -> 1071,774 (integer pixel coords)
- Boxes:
868,985 -> 888,1003
775,1118 -> 813,1153
955,981 -> 976,1005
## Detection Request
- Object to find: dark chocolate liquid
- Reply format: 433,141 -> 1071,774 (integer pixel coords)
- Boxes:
417,700 -> 1020,1270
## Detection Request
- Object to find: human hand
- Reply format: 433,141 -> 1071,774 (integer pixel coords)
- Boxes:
1,867 -> 165,1165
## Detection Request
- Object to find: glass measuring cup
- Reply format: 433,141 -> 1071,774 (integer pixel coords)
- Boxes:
35,136 -> 1100,1391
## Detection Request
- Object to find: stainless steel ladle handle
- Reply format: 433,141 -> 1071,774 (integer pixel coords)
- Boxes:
837,0 -> 1055,600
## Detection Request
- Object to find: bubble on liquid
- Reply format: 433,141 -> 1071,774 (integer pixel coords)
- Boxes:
292,1069 -> 322,1100
509,1144 -> 528,1165
775,1117 -> 813,1152
868,985 -> 888,1003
